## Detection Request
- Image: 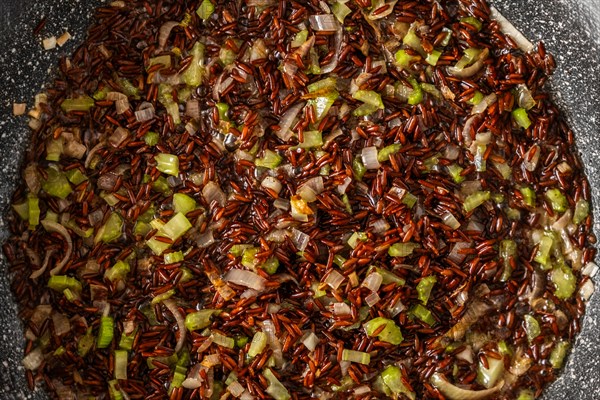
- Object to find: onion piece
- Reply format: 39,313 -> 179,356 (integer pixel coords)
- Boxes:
320,21 -> 343,74
448,241 -> 471,264
333,302 -> 351,315
261,176 -> 283,195
440,300 -> 491,343
158,21 -> 179,51
301,331 -> 319,352
224,269 -> 267,291
309,14 -> 338,31
490,7 -> 534,53
135,103 -> 155,122
276,102 -> 304,141
361,146 -> 380,170
431,373 -> 503,400
202,181 -> 227,207
361,272 -> 383,292
447,48 -> 489,78
291,228 -> 310,252
162,299 -> 187,353
582,262 -> 598,277
41,220 -> 73,275
22,347 -> 44,370
30,249 -> 55,279
441,212 -> 461,230
471,93 -> 497,115
365,292 -> 380,307
84,142 -> 105,168
52,312 -> 71,336
24,164 -> 42,195
337,176 -> 352,195
323,269 -> 345,290
367,1 -> 397,20
262,320 -> 284,367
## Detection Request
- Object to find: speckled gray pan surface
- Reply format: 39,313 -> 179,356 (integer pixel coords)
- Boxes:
0,0 -> 598,399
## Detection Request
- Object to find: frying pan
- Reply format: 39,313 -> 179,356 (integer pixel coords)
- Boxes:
0,0 -> 598,399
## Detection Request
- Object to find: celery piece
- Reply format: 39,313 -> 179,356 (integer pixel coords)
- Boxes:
248,331 -> 268,357
378,143 -> 402,162
353,90 -> 384,110
134,221 -> 151,237
520,186 -> 536,207
402,192 -> 418,208
291,30 -> 308,48
12,201 -> 29,221
211,332 -> 235,348
403,29 -> 424,55
151,289 -> 175,305
255,149 -> 283,169
28,195 -> 40,228
389,242 -> 420,257
95,212 -> 123,244
308,91 -> 339,121
185,309 -> 219,331
517,390 -> 536,400
446,164 -> 465,184
352,157 -> 367,181
407,77 -> 423,105
116,78 -> 140,99
534,234 -> 553,269
216,102 -> 229,121
412,304 -> 436,325
229,244 -> 252,257
46,139 -> 63,161
241,247 -> 260,269
500,239 -> 517,281
374,267 -> 405,286
179,267 -> 194,283
380,365 -> 416,400
119,330 -> 137,351
513,108 -> 532,129
332,1 -> 352,23
263,368 -> 291,400
261,256 -> 280,275
308,77 -> 337,94
155,153 -> 180,176
551,263 -> 576,299
97,316 -> 115,349
65,169 -> 88,185
152,175 -> 172,195
299,131 -> 323,149
219,47 -> 236,66
342,193 -> 353,214
333,254 -> 346,268
173,193 -> 196,215
48,275 -> 82,293
468,90 -> 484,105
395,49 -> 419,69
78,327 -> 94,357
114,350 -> 128,380
425,49 -> 442,66
347,231 -> 367,249
461,16 -> 483,31
463,191 -> 491,212
416,275 -> 437,305
196,0 -> 214,20
353,103 -> 379,116
164,251 -> 184,264
61,95 -> 94,113
549,340 -> 570,369
455,48 -> 481,70
363,317 -> 403,345
42,166 -> 72,199
573,199 -> 590,224
143,131 -> 159,146
93,86 -> 110,101
104,260 -> 130,282
108,380 -> 124,400
523,314 -> 541,343
545,188 -> 568,213
162,212 -> 192,241
342,349 -> 371,365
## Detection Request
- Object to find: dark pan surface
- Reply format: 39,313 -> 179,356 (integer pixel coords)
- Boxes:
0,1 -> 598,399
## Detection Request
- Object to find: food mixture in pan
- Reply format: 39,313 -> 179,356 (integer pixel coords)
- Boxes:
3,0 -> 597,399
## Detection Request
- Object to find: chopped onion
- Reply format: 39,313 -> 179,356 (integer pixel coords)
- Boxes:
224,269 -> 267,291
52,312 -> 71,336
353,386 -> 371,395
442,300 -> 491,343
162,298 -> 187,353
197,230 -> 215,248
337,176 -> 352,195
115,99 -> 130,114
202,181 -> 227,207
291,228 -> 310,252
582,262 -> 598,278
301,331 -> 320,352
109,127 -> 129,148
135,103 -> 155,122
490,6 -> 534,53
41,220 -> 73,275
579,280 -> 595,301
387,298 -> 405,317
365,292 -> 380,307
182,364 -> 204,389
22,347 -> 44,370
309,14 -> 338,31
516,84 -> 536,109
333,302 -> 352,315
441,212 -> 461,230
30,249 -> 55,279
455,346 -> 474,363
448,48 -> 489,78
361,146 -> 380,170
361,272 -> 383,292
471,93 -> 497,115
262,320 -> 284,367
323,269 -> 345,290
158,21 -> 179,51
276,102 -> 304,141
297,185 -> 317,202
448,241 -> 471,264
186,99 -> 201,120
466,220 -> 484,233
523,144 -> 540,172
261,176 -> 283,195
431,373 -> 503,400
228,380 -> 245,397
443,144 -> 460,161
371,219 -> 390,234
321,20 -> 343,74
552,210 -> 572,232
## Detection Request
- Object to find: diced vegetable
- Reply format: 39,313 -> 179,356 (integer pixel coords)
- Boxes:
342,349 -> 371,365
196,0 -> 214,21
173,193 -> 197,215
248,331 -> 268,357
97,316 -> 115,349
104,260 -> 130,282
551,263 -> 576,299
114,350 -> 128,380
263,368 -> 291,400
185,309 -> 220,331
155,153 -> 180,176
513,107 -> 532,129
61,95 -> 94,113
412,304 -> 436,325
463,191 -> 490,212
520,186 -> 536,207
573,199 -> 590,224
545,188 -> 568,213
523,314 -> 540,343
363,317 -> 403,345
461,16 -> 483,31
477,355 -> 504,389
95,212 -> 123,244
42,166 -> 72,199
48,275 -> 82,293
299,131 -> 323,149
388,242 -> 420,257
416,276 -> 437,305
549,340 -> 570,369
255,149 -> 283,169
